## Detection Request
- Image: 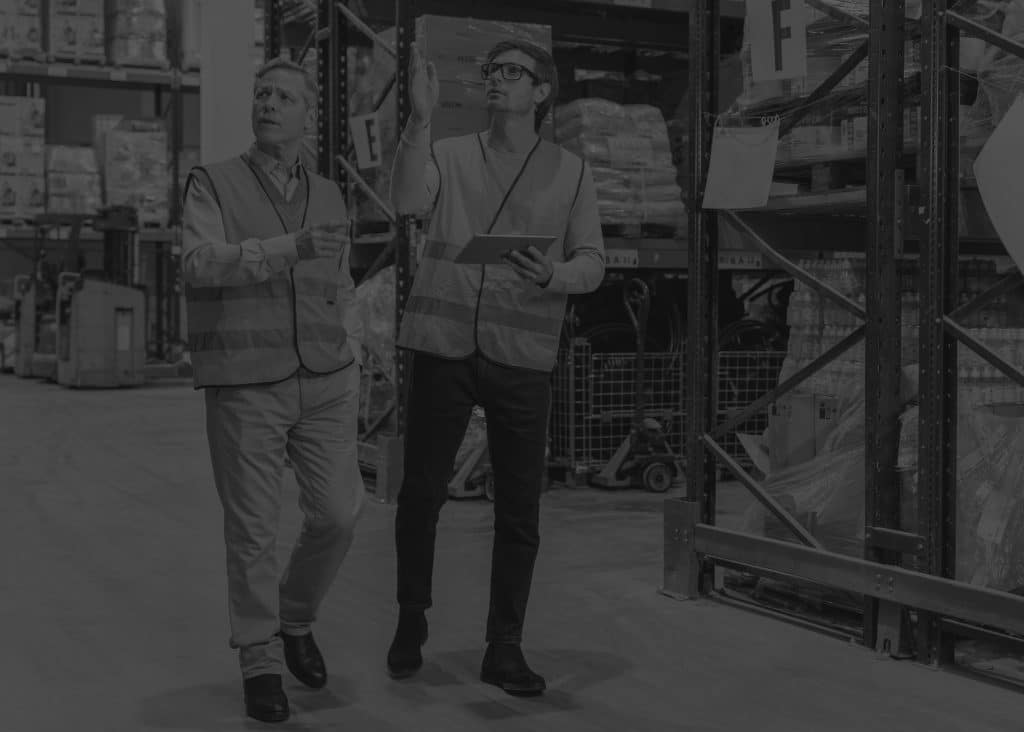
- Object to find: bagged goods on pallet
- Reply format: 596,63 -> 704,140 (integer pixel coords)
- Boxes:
46,144 -> 102,215
107,0 -> 168,68
0,1 -> 43,59
555,98 -> 686,229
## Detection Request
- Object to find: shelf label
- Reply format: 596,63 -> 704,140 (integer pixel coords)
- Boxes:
110,69 -> 128,82
47,65 -> 68,77
606,248 -> 639,268
747,0 -> 808,82
349,112 -> 382,169
719,251 -> 764,269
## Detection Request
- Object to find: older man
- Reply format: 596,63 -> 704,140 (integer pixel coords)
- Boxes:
181,58 -> 364,723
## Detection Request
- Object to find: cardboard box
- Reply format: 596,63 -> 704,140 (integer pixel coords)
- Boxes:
46,0 -> 104,61
47,172 -> 102,214
0,97 -> 46,138
11,0 -> 43,14
0,136 -> 45,176
0,12 -> 44,58
103,119 -> 169,224
0,174 -> 45,218
768,393 -> 839,472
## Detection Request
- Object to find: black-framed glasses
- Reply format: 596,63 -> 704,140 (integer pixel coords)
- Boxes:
480,62 -> 540,82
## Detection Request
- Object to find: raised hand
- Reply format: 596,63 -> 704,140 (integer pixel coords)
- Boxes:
409,43 -> 439,126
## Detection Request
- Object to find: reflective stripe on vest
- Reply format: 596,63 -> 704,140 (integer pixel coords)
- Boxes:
184,156 -> 353,388
397,135 -> 584,372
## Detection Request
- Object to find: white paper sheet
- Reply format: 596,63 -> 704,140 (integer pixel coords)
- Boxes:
702,120 -> 780,210
975,94 -> 1024,273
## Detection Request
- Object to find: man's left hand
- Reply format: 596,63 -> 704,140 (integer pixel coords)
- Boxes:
504,246 -> 554,287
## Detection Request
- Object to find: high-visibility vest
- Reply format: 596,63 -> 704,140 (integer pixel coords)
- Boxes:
184,155 -> 355,388
397,135 -> 586,372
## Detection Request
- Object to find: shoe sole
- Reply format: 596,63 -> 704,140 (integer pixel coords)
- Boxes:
480,671 -> 546,697
386,661 -> 422,680
246,709 -> 290,723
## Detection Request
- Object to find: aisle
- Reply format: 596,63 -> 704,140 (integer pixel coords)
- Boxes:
1,375 -> 1020,732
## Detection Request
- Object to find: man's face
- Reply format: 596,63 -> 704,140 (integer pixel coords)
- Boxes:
484,49 -> 549,120
251,68 -> 313,146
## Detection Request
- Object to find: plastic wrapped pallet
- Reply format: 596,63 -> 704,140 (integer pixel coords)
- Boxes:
107,0 -> 168,68
46,0 -> 104,63
101,118 -> 169,225
735,0 -> 921,111
46,144 -> 102,215
0,1 -> 44,59
555,98 -> 686,229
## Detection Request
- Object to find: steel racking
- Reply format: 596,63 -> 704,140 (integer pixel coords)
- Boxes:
672,0 -> 1024,671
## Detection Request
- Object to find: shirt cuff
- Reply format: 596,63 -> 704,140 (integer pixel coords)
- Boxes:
543,261 -> 570,294
401,117 -> 432,147
257,233 -> 300,272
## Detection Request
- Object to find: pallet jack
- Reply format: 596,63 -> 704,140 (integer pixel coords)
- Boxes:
591,278 -> 682,493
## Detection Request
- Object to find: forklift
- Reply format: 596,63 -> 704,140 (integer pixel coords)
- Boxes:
591,277 -> 683,493
53,207 -> 147,388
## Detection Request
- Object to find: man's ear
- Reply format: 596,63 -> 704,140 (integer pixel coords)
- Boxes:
304,105 -> 316,135
534,81 -> 552,108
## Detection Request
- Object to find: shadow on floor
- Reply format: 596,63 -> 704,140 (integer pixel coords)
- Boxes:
139,677 -> 357,731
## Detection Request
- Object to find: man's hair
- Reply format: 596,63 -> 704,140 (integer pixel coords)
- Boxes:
487,40 -> 558,131
254,57 -> 318,110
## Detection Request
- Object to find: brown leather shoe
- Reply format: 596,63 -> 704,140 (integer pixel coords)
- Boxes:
282,632 -> 327,689
243,674 -> 290,723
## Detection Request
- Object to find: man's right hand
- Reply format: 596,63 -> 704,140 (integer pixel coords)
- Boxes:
409,43 -> 439,126
296,220 -> 350,260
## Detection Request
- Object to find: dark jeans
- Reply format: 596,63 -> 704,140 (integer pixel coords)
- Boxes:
395,351 -> 551,644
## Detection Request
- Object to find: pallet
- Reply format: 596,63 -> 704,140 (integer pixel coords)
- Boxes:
44,55 -> 106,66
0,218 -> 37,229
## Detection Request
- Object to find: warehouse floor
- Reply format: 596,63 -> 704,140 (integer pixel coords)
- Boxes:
2,375 -> 1023,732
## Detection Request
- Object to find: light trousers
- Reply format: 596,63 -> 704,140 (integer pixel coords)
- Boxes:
204,364 -> 364,678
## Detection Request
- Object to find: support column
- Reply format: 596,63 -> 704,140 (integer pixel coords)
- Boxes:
917,0 -> 960,666
864,0 -> 906,651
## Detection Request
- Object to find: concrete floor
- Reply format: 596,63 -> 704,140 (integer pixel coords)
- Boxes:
2,375 -> 1023,732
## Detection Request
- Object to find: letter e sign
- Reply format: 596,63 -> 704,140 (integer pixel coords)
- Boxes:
746,0 -> 808,83
350,112 -> 382,169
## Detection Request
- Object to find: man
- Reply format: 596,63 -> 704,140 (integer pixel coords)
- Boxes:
181,58 -> 364,724
387,40 -> 605,695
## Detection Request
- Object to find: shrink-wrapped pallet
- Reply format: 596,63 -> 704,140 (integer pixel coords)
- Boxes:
107,0 -> 168,68
555,99 -> 686,229
46,144 -> 102,215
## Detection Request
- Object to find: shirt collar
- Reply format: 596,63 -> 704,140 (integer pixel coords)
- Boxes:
248,143 -> 302,179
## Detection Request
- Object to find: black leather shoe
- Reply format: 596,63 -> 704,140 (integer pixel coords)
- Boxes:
387,611 -> 428,679
243,674 -> 290,723
282,632 -> 327,689
480,643 -> 546,696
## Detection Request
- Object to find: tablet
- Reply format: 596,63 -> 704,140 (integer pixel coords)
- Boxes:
453,234 -> 557,265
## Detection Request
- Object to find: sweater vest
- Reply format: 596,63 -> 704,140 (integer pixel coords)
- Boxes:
184,155 -> 354,388
396,135 -> 585,372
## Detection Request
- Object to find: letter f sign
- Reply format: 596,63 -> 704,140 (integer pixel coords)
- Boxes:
772,0 -> 792,72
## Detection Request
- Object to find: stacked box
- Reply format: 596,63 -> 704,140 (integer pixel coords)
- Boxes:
107,0 -> 168,68
46,145 -> 101,214
415,15 -> 553,140
46,0 -> 104,62
0,95 -> 46,220
102,118 -> 169,225
0,0 -> 44,59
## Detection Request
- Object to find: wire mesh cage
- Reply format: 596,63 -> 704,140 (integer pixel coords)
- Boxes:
549,340 -> 787,483
549,338 -> 685,482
